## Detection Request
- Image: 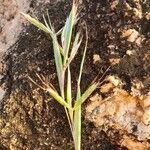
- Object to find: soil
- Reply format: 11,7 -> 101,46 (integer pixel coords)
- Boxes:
0,0 -> 149,149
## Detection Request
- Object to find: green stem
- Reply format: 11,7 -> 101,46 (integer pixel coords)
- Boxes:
74,106 -> 81,150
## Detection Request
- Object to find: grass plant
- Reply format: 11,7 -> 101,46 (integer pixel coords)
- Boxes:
22,1 -> 98,149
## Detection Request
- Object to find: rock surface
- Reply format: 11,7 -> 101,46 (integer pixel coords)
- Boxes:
0,0 -> 31,100
86,88 -> 150,149
0,0 -> 149,149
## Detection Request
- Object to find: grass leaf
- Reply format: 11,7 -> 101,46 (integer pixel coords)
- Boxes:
67,66 -> 73,121
51,34 -> 64,96
73,83 -> 98,110
61,3 -> 78,65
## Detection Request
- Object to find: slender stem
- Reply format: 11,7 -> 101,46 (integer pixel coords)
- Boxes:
74,106 -> 81,150
78,24 -> 88,86
73,87 -> 81,150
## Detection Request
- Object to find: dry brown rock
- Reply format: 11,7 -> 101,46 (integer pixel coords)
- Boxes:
86,89 -> 150,149
122,29 -> 139,42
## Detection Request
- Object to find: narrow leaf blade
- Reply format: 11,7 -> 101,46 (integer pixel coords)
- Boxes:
52,34 -> 64,96
67,67 -> 72,105
73,83 -> 98,110
67,66 -> 73,120
62,3 -> 78,65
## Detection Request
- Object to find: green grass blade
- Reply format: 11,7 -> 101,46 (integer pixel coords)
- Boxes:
21,13 -> 52,34
44,12 -> 64,98
47,88 -> 71,109
61,3 -> 78,65
73,83 -> 98,110
62,17 -> 73,64
52,34 -> 64,96
67,66 -> 72,105
67,66 -> 73,121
